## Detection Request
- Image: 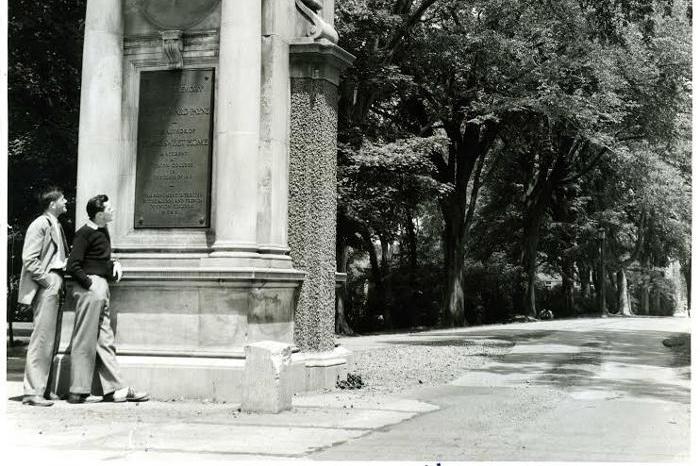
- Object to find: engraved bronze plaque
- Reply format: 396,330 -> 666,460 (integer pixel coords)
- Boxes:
134,69 -> 214,228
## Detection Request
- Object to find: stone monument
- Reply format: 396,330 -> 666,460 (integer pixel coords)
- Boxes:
51,0 -> 354,403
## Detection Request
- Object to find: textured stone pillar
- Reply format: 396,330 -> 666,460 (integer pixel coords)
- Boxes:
75,0 -> 123,223
212,0 -> 261,253
289,41 -> 354,352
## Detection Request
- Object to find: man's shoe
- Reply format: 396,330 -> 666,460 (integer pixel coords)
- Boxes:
66,393 -> 102,404
105,386 -> 149,403
45,392 -> 61,401
22,395 -> 54,407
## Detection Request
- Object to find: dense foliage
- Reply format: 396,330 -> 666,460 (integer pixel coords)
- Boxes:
335,0 -> 691,330
7,0 -> 86,320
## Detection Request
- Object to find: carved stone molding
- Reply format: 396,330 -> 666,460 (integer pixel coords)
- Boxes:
294,0 -> 338,43
290,39 -> 355,86
162,29 -> 184,68
137,0 -> 220,30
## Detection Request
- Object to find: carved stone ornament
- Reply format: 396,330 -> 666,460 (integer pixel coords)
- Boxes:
295,0 -> 339,43
137,0 -> 220,30
161,30 -> 184,68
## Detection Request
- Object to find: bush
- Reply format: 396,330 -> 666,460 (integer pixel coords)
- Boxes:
463,256 -> 521,324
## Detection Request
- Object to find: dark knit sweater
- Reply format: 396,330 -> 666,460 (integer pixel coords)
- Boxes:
67,225 -> 114,289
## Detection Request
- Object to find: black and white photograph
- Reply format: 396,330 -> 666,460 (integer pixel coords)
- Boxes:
1,0 -> 694,463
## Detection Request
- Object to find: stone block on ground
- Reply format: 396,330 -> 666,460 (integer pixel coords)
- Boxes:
241,341 -> 293,413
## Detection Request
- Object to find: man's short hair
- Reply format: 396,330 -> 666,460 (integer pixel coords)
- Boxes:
39,187 -> 64,211
86,194 -> 109,220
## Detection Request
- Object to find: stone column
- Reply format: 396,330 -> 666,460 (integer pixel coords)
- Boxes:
289,41 -> 354,352
212,0 -> 262,253
75,0 -> 123,223
258,0 -> 294,254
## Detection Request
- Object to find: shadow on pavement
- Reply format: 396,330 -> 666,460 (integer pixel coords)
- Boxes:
384,327 -> 690,404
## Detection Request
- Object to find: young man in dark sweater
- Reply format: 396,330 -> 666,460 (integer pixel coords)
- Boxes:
66,194 -> 148,403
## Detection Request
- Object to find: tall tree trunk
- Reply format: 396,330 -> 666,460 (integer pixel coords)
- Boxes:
437,120 -> 498,328
652,285 -> 661,315
579,264 -> 591,299
522,219 -> 540,317
518,146 -> 567,317
617,269 -> 633,316
405,209 -> 418,271
380,237 -> 390,272
607,270 -> 618,313
681,258 -> 691,315
335,242 -> 354,335
362,230 -> 386,326
404,208 -> 419,326
561,259 -> 575,315
379,236 -> 392,327
639,258 -> 650,316
639,281 -> 650,316
442,210 -> 467,327
598,231 -> 608,316
521,199 -> 548,317
550,187 -> 576,316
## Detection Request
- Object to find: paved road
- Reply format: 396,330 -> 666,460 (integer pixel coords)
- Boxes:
5,316 -> 691,462
315,317 -> 692,461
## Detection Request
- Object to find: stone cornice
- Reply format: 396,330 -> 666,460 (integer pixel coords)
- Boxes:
65,267 -> 306,284
289,39 -> 355,85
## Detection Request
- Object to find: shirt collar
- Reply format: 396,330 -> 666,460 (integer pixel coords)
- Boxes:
46,212 -> 58,224
86,220 -> 100,230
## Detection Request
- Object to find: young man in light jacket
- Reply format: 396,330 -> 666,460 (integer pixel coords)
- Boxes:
18,187 -> 69,407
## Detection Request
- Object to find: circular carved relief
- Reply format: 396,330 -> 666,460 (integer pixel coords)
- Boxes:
137,0 -> 220,30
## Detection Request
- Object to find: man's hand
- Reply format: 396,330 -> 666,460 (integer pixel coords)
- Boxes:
113,261 -> 123,282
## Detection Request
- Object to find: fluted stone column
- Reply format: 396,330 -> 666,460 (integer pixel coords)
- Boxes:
212,0 -> 262,253
258,0 -> 294,254
75,0 -> 123,223
289,41 -> 354,352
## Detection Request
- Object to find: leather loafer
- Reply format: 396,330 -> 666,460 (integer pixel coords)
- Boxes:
23,395 -> 54,407
105,386 -> 149,403
67,393 -> 102,404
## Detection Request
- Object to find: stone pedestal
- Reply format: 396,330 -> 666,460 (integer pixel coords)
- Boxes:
241,341 -> 293,413
57,0 -> 354,402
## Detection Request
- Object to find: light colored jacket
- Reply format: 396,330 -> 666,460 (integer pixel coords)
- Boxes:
17,214 -> 64,305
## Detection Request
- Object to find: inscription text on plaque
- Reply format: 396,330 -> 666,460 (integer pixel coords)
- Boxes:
134,68 -> 214,228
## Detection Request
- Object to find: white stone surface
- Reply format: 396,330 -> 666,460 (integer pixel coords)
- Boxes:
212,0 -> 261,252
259,0 -> 294,251
241,341 -> 293,413
75,0 -> 124,224
293,393 -> 439,413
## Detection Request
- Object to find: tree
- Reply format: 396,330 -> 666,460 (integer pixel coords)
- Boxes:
336,0 -> 691,326
8,0 -> 86,235
337,135 -> 447,327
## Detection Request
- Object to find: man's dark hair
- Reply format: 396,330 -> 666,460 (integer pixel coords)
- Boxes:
86,194 -> 109,220
39,187 -> 64,211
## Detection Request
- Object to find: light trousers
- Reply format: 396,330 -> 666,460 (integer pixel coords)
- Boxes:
23,272 -> 63,396
69,275 -> 124,395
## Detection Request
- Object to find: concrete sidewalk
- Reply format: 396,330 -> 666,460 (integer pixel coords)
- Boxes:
5,363 -> 438,462
5,316 -> 691,462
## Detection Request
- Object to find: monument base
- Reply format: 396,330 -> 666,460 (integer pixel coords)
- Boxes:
50,346 -> 353,402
